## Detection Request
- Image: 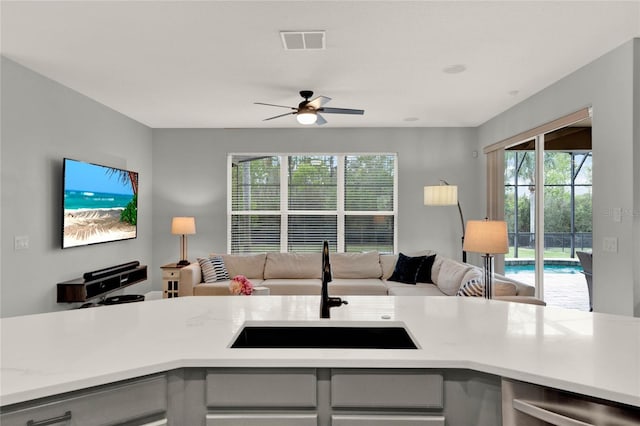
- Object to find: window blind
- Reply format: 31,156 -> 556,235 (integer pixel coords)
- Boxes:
229,153 -> 397,253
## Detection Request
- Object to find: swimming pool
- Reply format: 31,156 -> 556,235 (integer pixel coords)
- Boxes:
505,263 -> 583,274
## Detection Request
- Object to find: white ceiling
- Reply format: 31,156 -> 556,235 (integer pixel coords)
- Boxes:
2,1 -> 639,128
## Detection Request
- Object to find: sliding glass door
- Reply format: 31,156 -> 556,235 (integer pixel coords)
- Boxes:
502,122 -> 592,310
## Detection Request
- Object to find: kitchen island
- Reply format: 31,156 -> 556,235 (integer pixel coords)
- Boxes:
1,296 -> 639,425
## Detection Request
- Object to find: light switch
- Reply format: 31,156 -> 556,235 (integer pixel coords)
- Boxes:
14,235 -> 29,250
603,237 -> 617,253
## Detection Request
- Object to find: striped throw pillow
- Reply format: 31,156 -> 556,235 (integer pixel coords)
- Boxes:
457,278 -> 484,297
198,256 -> 230,283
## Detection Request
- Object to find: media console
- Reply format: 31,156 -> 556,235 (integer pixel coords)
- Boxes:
57,261 -> 148,303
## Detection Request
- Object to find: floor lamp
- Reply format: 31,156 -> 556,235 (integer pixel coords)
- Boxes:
171,217 -> 196,266
424,180 -> 466,263
463,219 -> 508,299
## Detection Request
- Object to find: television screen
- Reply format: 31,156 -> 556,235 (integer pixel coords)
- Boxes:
62,158 -> 138,249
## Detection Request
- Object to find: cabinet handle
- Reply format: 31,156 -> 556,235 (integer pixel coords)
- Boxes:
513,399 -> 594,426
27,410 -> 72,426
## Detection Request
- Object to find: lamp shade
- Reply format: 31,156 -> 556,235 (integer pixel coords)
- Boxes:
463,220 -> 508,254
171,217 -> 196,235
424,185 -> 457,206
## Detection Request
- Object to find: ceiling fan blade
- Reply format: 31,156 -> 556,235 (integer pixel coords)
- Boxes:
255,102 -> 297,110
263,112 -> 297,121
307,96 -> 331,109
315,114 -> 327,125
319,107 -> 364,115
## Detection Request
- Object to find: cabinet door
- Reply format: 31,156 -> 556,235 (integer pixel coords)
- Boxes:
1,375 -> 166,426
206,368 -> 317,408
331,369 -> 443,408
206,413 -> 317,426
332,415 -> 445,426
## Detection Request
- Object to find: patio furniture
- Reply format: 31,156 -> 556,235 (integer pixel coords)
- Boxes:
576,251 -> 593,311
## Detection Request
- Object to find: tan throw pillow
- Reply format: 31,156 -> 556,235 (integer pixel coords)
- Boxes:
331,252 -> 382,279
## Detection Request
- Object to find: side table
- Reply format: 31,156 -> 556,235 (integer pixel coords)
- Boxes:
161,263 -> 185,298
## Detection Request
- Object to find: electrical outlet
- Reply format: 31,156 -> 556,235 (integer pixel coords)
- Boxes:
14,235 -> 29,250
603,237 -> 618,253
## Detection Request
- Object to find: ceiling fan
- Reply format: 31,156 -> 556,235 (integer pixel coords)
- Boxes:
255,90 -> 364,125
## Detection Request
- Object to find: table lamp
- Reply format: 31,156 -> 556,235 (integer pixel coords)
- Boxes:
171,217 -> 196,266
424,180 -> 466,262
463,219 -> 508,299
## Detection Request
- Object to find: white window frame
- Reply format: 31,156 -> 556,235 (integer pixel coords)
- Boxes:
227,152 -> 398,253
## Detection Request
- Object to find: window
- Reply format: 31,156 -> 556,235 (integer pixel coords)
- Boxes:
229,154 -> 396,253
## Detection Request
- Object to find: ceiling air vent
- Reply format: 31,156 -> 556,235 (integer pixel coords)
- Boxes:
280,31 -> 326,50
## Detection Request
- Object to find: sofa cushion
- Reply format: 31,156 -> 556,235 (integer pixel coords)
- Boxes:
436,258 -> 471,295
388,283 -> 446,296
198,257 -> 229,283
194,281 -> 231,296
331,252 -> 382,279
388,253 -> 426,284
219,253 -> 266,279
380,254 -> 397,280
264,253 -> 321,279
262,278 -> 321,295
329,278 -> 388,295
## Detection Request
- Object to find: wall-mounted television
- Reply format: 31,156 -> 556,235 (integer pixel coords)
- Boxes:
62,158 -> 138,249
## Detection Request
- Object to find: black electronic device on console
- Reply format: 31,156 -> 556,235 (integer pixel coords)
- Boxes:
82,261 -> 140,281
57,261 -> 147,303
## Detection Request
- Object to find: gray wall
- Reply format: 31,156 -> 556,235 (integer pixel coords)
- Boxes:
0,58 -> 153,317
478,39 -> 639,317
151,128 -> 483,281
634,40 -> 640,317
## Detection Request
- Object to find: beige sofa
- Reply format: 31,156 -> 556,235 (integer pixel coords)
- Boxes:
178,251 -> 541,304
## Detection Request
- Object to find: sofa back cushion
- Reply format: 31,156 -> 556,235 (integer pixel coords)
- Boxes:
264,252 -> 321,279
331,252 -> 382,279
219,253 -> 266,279
380,254 -> 397,280
436,257 -> 472,295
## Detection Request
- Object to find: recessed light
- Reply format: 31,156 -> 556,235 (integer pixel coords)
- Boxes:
443,64 -> 467,74
404,117 -> 419,122
509,90 -> 520,96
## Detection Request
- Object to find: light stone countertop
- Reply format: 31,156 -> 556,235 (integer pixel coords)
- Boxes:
1,296 -> 639,407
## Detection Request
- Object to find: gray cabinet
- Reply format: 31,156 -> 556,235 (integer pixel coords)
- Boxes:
0,374 -> 167,426
205,368 -> 317,425
331,415 -> 445,426
206,368 -> 317,408
206,414 -> 318,426
331,369 -> 443,408
203,368 -> 458,426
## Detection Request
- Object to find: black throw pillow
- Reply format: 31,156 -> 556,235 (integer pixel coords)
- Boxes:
416,254 -> 436,283
388,253 -> 426,284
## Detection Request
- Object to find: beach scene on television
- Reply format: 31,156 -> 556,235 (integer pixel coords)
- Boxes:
63,159 -> 138,248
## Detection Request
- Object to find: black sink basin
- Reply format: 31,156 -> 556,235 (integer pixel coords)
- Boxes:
231,323 -> 418,349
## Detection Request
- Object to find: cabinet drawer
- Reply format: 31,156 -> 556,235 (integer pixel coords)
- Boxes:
206,413 -> 317,426
162,270 -> 180,279
332,415 -> 445,426
331,369 -> 443,408
1,375 -> 167,426
206,368 -> 317,408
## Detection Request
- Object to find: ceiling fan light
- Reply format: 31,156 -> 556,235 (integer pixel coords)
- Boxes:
296,111 -> 317,125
